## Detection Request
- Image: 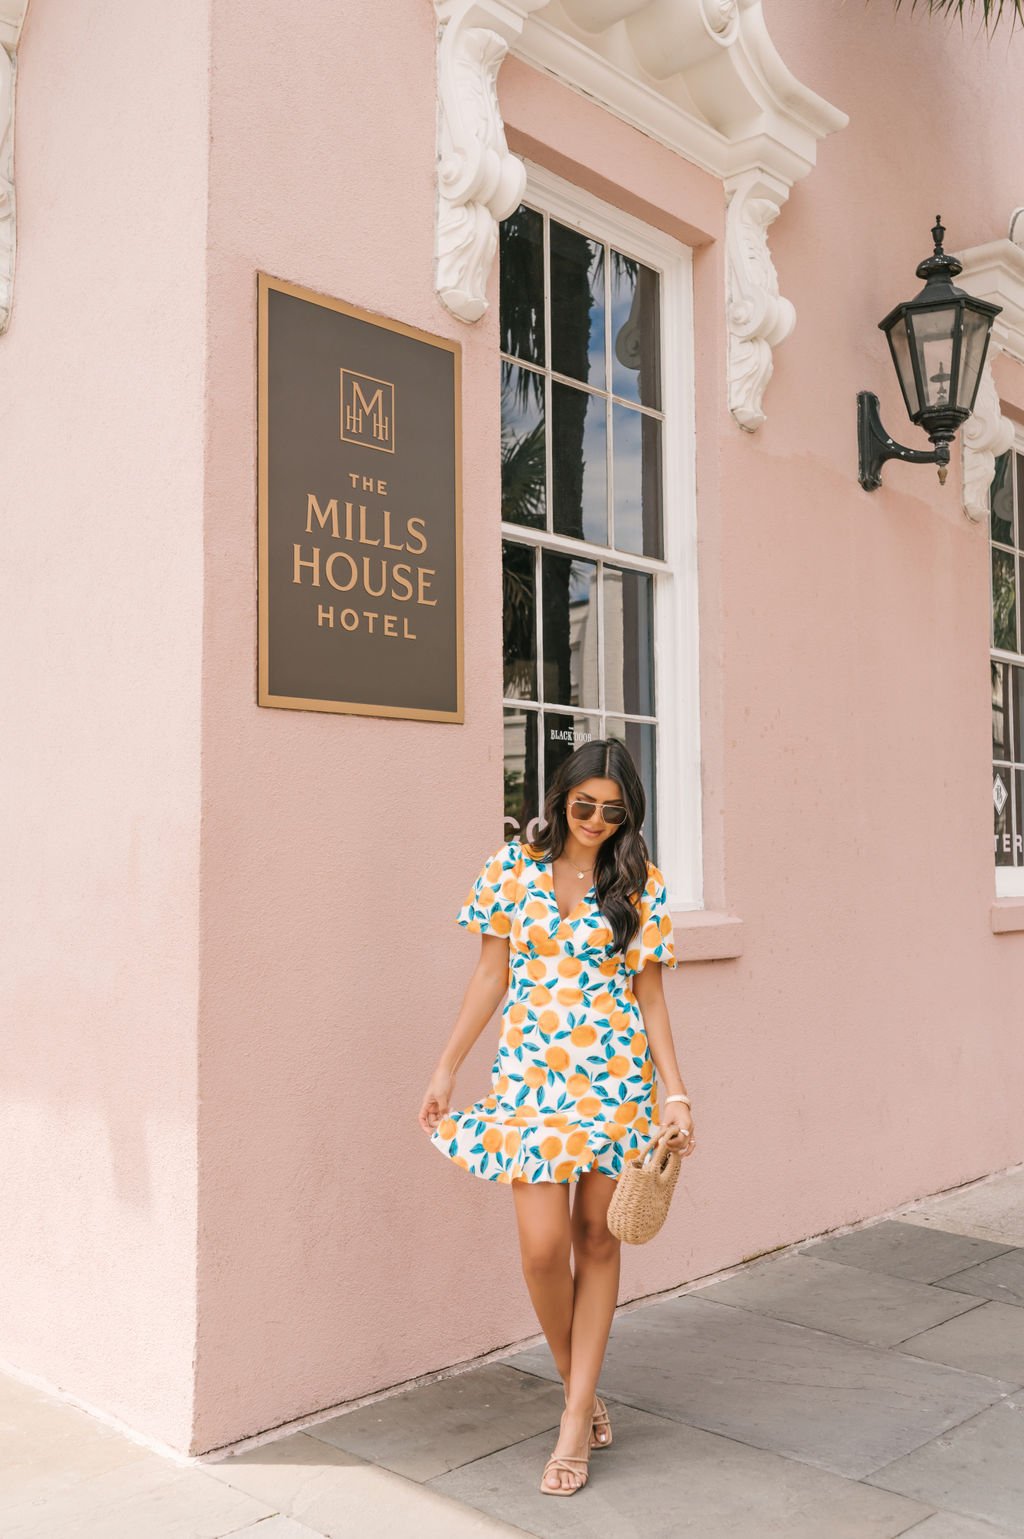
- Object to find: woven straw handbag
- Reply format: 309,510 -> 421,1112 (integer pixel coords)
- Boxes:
606,1126 -> 683,1244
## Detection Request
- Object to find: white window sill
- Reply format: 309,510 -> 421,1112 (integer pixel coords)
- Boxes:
671,908 -> 744,962
991,898 -> 1024,934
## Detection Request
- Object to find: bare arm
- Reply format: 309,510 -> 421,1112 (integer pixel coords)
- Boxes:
419,934 -> 510,1131
633,961 -> 689,1101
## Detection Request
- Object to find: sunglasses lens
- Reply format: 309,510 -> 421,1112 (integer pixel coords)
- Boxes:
569,798 -> 626,826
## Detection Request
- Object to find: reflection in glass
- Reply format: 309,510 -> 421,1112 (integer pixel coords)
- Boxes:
992,546 -> 1017,652
504,706 -> 540,844
502,539 -> 537,700
604,566 -> 654,716
543,712 -> 602,798
551,221 -> 605,390
499,204 -> 545,366
993,660 -> 1010,761
613,404 -> 663,557
553,382 -> 607,545
542,551 -> 598,710
909,307 -> 955,411
1013,662 -> 1024,763
501,363 -> 546,529
606,717 -> 657,860
958,307 -> 992,413
1017,770 -> 1024,866
611,254 -> 661,409
991,450 -> 1014,547
994,767 -> 1012,866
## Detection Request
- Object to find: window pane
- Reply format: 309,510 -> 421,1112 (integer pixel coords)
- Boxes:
501,363 -> 546,529
994,767 -> 1012,866
611,254 -> 661,409
502,539 -> 537,700
613,404 -> 663,558
604,566 -> 654,716
542,711 -> 602,797
993,660 -> 1011,761
1017,770 -> 1024,866
991,449 -> 1014,547
542,551 -> 599,709
1013,663 -> 1024,762
499,204 -> 545,366
504,705 -> 540,843
992,546 -> 1017,652
606,717 -> 658,859
550,221 -> 605,391
552,382 -> 607,544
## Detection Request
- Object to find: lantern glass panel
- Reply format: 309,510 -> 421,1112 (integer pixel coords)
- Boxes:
958,305 -> 991,414
907,304 -> 958,412
887,316 -> 918,416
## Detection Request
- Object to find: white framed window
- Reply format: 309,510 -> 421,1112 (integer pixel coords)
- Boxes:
498,163 -> 702,910
991,435 -> 1024,897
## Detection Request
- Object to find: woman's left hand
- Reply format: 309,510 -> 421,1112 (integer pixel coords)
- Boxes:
659,1103 -> 697,1156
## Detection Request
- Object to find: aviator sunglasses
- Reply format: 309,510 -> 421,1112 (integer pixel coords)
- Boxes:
568,797 -> 627,827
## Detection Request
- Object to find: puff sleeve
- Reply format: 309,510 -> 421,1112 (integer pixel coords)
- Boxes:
624,863 -> 678,974
455,840 -> 521,938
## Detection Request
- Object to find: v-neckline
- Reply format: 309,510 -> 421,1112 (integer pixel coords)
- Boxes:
537,858 -> 595,926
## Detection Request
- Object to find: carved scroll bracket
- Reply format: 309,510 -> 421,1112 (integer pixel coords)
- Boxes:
724,169 -> 795,433
956,215 -> 1024,522
434,0 -> 548,322
0,1 -> 29,335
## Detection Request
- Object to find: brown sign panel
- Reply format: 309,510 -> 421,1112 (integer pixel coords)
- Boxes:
257,272 -> 463,720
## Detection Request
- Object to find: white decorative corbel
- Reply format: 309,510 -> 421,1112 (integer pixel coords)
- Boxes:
0,0 -> 29,334
956,213 -> 1024,521
724,170 -> 795,433
961,356 -> 1014,523
434,0 -> 548,323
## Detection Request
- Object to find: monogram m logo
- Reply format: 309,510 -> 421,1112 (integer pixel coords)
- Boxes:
340,368 -> 396,453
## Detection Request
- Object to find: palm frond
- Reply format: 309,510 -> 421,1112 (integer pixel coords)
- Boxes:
888,0 -> 1024,29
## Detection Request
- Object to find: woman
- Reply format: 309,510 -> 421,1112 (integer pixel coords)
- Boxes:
419,737 -> 696,1497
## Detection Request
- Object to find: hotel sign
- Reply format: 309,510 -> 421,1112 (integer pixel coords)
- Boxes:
257,273 -> 463,720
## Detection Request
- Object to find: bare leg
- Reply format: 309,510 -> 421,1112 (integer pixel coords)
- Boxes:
510,1178 -> 574,1383
565,1170 -> 621,1427
510,1178 -> 589,1491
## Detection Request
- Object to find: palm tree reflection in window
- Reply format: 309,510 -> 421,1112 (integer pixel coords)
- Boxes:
499,202 -> 663,837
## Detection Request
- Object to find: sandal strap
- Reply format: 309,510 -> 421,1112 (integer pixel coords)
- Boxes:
543,1454 -> 590,1472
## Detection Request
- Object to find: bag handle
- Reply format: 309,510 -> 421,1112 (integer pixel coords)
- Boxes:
636,1125 -> 679,1170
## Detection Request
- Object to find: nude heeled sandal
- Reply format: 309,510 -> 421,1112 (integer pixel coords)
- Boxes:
563,1386 -> 613,1447
540,1411 -> 591,1496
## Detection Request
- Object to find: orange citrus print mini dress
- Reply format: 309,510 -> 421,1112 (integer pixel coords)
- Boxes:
429,838 -> 679,1184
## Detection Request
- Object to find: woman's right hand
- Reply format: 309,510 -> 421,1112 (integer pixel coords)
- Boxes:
419,1068 -> 456,1133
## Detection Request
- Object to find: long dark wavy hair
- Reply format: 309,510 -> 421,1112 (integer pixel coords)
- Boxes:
524,738 -> 652,956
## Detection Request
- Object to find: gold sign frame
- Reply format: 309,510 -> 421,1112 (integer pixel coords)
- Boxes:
257,271 -> 464,721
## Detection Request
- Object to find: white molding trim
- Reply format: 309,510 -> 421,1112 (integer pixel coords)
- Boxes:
0,0 -> 28,335
956,221 -> 1024,522
434,0 -> 848,428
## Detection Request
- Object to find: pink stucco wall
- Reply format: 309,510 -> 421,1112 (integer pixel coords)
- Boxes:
2,0 -> 1023,1456
0,0 -> 208,1447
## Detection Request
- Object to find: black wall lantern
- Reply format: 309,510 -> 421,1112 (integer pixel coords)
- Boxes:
857,217 -> 1001,491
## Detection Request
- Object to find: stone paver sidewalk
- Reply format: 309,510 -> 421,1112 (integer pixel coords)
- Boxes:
3,1166 -> 1024,1537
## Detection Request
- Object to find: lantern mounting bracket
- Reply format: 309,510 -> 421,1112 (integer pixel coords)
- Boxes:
857,391 -> 952,492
